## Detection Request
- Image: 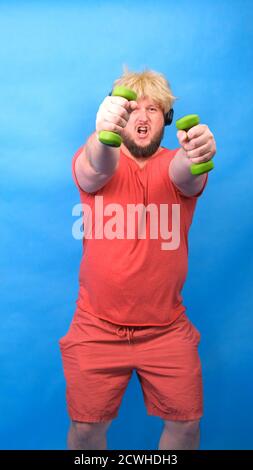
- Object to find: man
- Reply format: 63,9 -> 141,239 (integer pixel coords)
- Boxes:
59,68 -> 216,450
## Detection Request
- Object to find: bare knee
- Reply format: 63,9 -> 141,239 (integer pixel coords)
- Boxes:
164,419 -> 200,437
68,419 -> 112,450
71,419 -> 112,439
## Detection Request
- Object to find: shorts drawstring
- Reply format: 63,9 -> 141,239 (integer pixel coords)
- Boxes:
116,326 -> 135,344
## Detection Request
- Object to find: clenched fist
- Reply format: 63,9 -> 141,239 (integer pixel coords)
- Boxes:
96,95 -> 137,137
177,124 -> 216,164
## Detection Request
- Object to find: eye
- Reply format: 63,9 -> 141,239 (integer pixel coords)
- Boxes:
149,107 -> 157,112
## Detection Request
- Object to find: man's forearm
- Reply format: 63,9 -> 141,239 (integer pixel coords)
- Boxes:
85,131 -> 120,175
169,148 -> 207,196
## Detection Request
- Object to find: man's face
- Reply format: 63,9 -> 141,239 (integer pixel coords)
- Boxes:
122,96 -> 165,159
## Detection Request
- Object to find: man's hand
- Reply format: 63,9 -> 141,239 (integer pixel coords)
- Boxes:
177,124 -> 216,164
96,96 -> 137,138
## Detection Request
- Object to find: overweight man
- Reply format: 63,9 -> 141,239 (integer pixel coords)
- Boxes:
59,68 -> 216,450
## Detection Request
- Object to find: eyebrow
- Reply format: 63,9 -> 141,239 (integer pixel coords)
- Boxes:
136,104 -> 159,109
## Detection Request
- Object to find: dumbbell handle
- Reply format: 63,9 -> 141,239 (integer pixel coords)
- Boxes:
176,114 -> 214,175
98,86 -> 137,147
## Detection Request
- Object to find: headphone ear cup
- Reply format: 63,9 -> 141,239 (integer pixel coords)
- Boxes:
164,108 -> 174,126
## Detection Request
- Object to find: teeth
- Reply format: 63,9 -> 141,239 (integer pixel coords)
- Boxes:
137,126 -> 148,133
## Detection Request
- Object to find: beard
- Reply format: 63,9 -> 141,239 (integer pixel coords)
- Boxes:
122,126 -> 165,159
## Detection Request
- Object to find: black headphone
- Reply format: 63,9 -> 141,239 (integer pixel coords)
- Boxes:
164,108 -> 174,126
109,90 -> 174,126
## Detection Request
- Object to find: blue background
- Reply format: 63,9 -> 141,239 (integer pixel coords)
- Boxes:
0,0 -> 252,450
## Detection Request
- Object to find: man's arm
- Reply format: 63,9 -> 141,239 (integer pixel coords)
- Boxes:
169,124 -> 216,197
75,131 -> 120,194
75,95 -> 137,194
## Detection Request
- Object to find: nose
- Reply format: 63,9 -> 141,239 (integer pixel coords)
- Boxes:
137,108 -> 149,122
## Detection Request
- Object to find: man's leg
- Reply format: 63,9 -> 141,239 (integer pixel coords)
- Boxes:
68,419 -> 113,450
60,311 -> 134,450
158,419 -> 200,450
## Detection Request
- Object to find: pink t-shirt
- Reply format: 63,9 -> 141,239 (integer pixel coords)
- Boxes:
71,145 -> 208,326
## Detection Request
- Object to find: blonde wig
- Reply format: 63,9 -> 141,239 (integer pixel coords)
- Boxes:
112,65 -> 176,114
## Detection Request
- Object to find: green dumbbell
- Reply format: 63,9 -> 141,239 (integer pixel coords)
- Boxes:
176,114 -> 214,175
98,86 -> 137,147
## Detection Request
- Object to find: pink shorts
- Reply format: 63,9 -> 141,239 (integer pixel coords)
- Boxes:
59,309 -> 203,423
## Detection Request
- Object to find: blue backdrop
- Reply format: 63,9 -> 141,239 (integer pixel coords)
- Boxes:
0,0 -> 252,450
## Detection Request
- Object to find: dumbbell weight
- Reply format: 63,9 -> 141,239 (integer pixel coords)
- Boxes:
98,86 -> 137,147
176,114 -> 214,175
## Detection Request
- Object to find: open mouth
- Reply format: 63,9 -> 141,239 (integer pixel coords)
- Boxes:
136,126 -> 149,136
